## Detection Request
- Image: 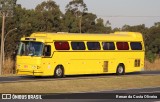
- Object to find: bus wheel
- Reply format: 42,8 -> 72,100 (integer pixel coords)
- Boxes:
54,65 -> 64,78
116,64 -> 125,75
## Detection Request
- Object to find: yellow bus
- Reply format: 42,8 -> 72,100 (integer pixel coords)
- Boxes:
16,32 -> 145,77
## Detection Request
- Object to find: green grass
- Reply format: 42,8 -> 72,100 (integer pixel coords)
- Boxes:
0,75 -> 160,93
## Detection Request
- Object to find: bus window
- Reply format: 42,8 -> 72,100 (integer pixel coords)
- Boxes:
44,45 -> 51,56
87,42 -> 101,50
116,42 -> 129,50
71,42 -> 85,50
54,41 -> 70,50
130,42 -> 142,50
102,42 -> 115,50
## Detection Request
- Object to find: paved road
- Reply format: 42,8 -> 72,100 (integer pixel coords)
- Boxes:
0,71 -> 160,83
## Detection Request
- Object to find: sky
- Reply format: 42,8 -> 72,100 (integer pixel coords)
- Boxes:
16,0 -> 160,28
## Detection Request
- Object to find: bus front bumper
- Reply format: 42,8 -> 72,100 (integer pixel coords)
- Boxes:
16,69 -> 44,76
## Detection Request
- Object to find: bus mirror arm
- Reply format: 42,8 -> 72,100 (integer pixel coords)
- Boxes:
13,49 -> 18,56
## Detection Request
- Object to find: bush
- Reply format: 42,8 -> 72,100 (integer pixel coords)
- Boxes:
146,50 -> 156,63
2,57 -> 15,75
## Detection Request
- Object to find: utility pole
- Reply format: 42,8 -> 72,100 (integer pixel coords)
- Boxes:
79,15 -> 82,33
0,13 -> 5,75
0,0 -> 17,75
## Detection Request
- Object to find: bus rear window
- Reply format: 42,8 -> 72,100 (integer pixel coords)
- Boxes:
54,41 -> 70,50
116,42 -> 129,50
71,42 -> 85,50
130,42 -> 142,50
87,42 -> 101,50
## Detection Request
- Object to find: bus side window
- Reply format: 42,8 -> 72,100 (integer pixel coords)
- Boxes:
116,42 -> 129,50
54,41 -> 70,50
71,42 -> 86,50
44,45 -> 51,56
87,42 -> 101,50
102,42 -> 115,50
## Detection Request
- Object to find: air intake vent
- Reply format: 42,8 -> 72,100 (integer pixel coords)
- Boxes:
135,59 -> 140,67
103,61 -> 108,72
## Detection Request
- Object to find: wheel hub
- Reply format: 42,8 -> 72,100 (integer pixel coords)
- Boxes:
118,66 -> 123,73
56,68 -> 62,76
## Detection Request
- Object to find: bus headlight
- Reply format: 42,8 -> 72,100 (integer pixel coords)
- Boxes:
17,65 -> 20,68
32,65 -> 40,69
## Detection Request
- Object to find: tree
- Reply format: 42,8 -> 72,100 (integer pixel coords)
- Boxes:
66,0 -> 88,16
146,23 -> 160,57
0,0 -> 17,74
95,18 -> 111,33
63,11 -> 79,33
65,0 -> 88,33
64,0 -> 109,33
35,0 -> 62,32
4,5 -> 29,56
81,13 -> 97,33
2,0 -> 160,64
0,0 -> 17,16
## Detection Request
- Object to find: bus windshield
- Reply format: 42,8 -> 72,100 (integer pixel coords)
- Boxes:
17,41 -> 43,56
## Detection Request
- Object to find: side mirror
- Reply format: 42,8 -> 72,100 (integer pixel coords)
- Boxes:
13,49 -> 18,55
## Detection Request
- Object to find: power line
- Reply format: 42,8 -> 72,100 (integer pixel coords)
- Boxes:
97,15 -> 160,18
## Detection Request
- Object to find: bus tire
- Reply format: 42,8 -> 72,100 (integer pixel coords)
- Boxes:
116,64 -> 125,75
54,65 -> 64,78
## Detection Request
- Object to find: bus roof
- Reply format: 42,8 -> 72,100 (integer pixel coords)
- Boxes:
21,32 -> 143,42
